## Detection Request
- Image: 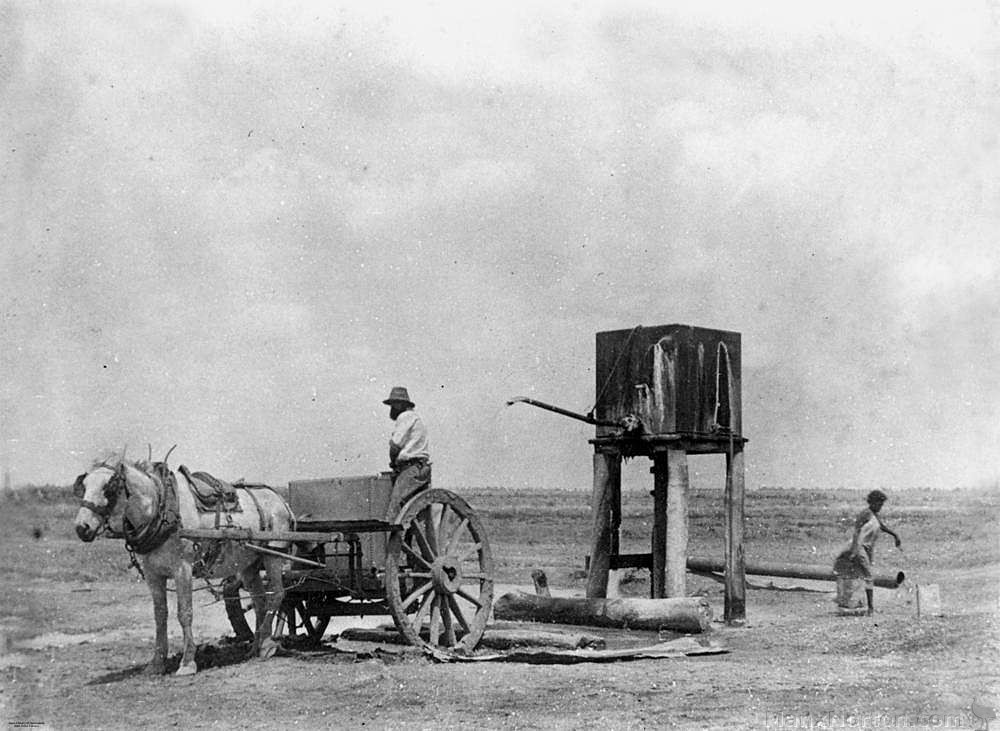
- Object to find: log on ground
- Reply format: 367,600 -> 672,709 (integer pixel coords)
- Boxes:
493,591 -> 713,633
484,627 -> 605,650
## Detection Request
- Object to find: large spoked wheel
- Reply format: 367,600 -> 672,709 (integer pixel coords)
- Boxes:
385,488 -> 494,653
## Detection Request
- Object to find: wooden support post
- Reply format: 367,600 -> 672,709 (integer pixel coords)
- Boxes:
586,448 -> 621,598
650,453 -> 667,598
665,448 -> 689,597
724,444 -> 746,624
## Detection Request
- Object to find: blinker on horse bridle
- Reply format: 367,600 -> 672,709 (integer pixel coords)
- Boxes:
74,465 -> 126,526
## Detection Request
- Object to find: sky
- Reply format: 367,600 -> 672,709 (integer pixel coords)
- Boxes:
2,1 -> 997,492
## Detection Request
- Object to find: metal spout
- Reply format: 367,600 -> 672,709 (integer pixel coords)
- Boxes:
505,397 -> 622,428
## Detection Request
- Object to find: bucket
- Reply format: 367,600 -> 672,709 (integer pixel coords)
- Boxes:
834,550 -> 868,615
835,575 -> 867,613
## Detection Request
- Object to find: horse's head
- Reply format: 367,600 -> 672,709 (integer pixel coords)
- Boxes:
74,461 -> 163,544
73,463 -> 128,542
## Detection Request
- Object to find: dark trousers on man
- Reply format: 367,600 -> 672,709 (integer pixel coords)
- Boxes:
387,460 -> 431,520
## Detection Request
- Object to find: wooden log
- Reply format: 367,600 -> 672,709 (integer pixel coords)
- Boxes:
480,628 -> 606,651
692,555 -> 906,589
665,448 -> 689,598
586,449 -> 621,598
493,591 -> 713,633
724,446 -> 746,624
338,625 -> 606,650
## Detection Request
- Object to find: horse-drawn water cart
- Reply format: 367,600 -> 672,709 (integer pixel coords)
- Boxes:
74,460 -> 495,674
181,474 -> 496,654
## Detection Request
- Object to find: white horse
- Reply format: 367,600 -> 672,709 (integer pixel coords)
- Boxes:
73,458 -> 294,676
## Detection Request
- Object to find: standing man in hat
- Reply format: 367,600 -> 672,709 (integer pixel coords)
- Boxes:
849,489 -> 902,616
383,386 -> 431,518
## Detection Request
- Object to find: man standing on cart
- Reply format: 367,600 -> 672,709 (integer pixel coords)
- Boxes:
383,386 -> 431,518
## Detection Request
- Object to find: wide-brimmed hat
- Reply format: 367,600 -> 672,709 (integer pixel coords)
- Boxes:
383,386 -> 414,407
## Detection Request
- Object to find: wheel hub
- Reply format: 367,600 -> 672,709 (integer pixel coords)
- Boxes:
431,556 -> 462,593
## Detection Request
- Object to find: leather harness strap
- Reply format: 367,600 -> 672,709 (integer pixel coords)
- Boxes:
122,464 -> 181,555
240,485 -> 267,531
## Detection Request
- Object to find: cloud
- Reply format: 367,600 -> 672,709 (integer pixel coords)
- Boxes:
1,1 -> 997,491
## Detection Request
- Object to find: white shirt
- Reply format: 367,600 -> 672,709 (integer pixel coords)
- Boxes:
390,409 -> 430,464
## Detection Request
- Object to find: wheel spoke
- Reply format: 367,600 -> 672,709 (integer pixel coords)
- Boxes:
443,517 -> 470,557
422,507 -> 440,556
456,587 -> 483,609
401,580 -> 433,611
412,590 -> 435,631
435,503 -> 449,535
447,594 -> 471,634
441,597 -> 456,646
428,595 -> 442,646
454,542 -> 483,562
307,616 -> 330,639
400,570 -> 433,580
401,542 -> 431,570
409,521 -> 437,562
295,601 -> 309,634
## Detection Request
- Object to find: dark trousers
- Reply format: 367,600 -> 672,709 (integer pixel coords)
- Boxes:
387,461 -> 431,520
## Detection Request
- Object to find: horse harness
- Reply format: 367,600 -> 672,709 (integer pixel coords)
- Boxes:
74,463 -> 181,555
77,463 -> 289,579
122,462 -> 182,554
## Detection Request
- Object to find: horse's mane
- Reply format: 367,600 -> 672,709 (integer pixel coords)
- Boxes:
88,455 -> 154,473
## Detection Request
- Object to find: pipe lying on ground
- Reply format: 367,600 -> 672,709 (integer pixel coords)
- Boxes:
493,591 -> 713,633
686,556 -> 905,589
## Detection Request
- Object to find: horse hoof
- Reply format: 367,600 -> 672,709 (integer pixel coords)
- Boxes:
175,664 -> 197,677
258,638 -> 278,660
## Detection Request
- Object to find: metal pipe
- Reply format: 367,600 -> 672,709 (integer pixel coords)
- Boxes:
686,556 -> 905,589
242,542 -> 327,569
505,396 -> 620,427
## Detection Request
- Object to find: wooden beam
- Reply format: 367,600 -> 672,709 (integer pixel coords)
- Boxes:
586,449 -> 621,598
650,453 -> 667,598
665,448 -> 689,597
724,445 -> 746,624
609,553 -> 652,569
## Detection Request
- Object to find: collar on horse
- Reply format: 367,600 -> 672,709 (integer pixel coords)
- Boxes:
119,462 -> 181,554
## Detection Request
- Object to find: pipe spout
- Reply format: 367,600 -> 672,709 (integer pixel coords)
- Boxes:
505,396 -> 621,428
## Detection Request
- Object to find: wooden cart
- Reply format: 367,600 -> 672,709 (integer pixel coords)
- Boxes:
184,474 -> 494,653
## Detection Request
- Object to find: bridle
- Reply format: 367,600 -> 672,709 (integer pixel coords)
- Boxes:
74,465 -> 126,537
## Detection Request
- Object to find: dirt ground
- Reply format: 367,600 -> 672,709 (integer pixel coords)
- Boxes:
2,484 -> 998,730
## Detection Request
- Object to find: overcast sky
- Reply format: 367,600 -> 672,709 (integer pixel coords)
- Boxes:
2,1 -> 997,491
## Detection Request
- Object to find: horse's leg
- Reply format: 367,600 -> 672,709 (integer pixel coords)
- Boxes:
255,555 -> 285,660
174,562 -> 197,676
222,576 -> 253,642
240,566 -> 266,656
145,573 -> 169,675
